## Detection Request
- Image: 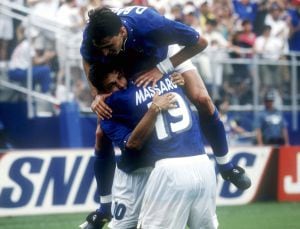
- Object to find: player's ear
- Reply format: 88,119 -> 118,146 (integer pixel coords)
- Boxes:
120,26 -> 127,37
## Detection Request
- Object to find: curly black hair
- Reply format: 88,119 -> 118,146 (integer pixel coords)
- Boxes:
89,61 -> 124,92
87,7 -> 122,46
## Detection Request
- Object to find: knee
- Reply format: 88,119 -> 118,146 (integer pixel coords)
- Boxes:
192,93 -> 214,115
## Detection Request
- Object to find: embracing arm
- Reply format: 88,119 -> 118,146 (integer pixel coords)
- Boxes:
102,92 -> 176,151
127,73 -> 183,150
169,36 -> 208,68
125,103 -> 159,150
83,58 -> 113,119
136,36 -> 208,87
126,93 -> 176,150
125,92 -> 173,151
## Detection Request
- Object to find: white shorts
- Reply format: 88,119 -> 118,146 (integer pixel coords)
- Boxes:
108,166 -> 153,229
138,155 -> 218,229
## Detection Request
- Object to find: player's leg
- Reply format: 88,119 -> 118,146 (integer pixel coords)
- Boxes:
79,122 -> 115,229
182,69 -> 228,156
108,167 -> 152,229
182,69 -> 251,190
187,155 -> 218,229
94,122 -> 115,210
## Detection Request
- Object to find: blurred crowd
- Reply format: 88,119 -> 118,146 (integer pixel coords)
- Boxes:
0,0 -> 300,109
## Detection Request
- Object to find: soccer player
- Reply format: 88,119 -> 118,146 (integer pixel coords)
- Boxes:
79,60 -> 185,229
89,61 -> 218,229
80,5 -> 250,228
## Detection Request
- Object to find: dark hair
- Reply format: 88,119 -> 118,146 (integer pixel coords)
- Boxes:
242,19 -> 251,26
264,90 -> 275,101
206,19 -> 217,27
89,62 -> 123,92
87,7 -> 122,45
262,24 -> 272,32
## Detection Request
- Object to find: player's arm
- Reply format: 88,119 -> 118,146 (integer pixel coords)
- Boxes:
126,92 -> 176,150
101,92 -> 176,151
125,72 -> 183,150
134,10 -> 208,87
169,36 -> 208,68
136,36 -> 207,87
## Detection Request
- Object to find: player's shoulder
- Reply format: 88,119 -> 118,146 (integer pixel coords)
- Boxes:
106,90 -> 126,104
106,85 -> 134,106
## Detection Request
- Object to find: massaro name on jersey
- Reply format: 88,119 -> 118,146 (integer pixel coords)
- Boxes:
135,77 -> 178,106
0,148 -> 274,216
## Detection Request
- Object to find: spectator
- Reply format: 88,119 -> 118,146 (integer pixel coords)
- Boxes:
253,0 -> 269,35
28,0 -> 60,52
287,0 -> 300,96
149,1 -> 168,15
0,120 -> 12,151
169,4 -> 184,22
255,90 -> 289,146
222,76 -> 253,105
7,28 -> 55,93
232,0 -> 258,26
239,19 -> 256,52
182,4 -> 201,32
0,2 -> 14,66
287,0 -> 300,52
264,2 -> 290,52
227,27 -> 253,97
197,18 -> 229,93
254,24 -> 284,90
83,0 -> 103,21
214,2 -> 235,40
198,1 -> 215,32
55,0 -> 85,84
216,98 -> 253,145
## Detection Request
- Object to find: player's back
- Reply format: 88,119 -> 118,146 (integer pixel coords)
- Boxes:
81,5 -> 200,77
103,75 -> 206,163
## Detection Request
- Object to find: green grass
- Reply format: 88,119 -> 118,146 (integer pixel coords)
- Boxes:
0,202 -> 299,229
217,202 -> 300,229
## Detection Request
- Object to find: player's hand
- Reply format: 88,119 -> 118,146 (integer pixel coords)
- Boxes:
91,93 -> 112,120
135,67 -> 163,88
220,165 -> 251,190
170,72 -> 184,86
152,92 -> 177,111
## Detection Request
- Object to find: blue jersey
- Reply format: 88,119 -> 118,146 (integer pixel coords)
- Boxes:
233,0 -> 257,23
80,6 -> 200,76
288,8 -> 300,51
255,109 -> 287,142
100,75 -> 205,172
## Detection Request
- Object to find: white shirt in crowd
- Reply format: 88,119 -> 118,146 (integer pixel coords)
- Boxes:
9,40 -> 35,70
254,35 -> 283,60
